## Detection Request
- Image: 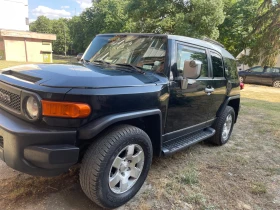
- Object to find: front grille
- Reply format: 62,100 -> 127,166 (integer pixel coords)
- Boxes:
0,136 -> 3,148
0,87 -> 21,112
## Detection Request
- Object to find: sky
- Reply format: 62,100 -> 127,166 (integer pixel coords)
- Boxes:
28,0 -> 92,22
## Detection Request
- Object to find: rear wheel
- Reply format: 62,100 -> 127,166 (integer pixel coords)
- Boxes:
209,106 -> 235,145
273,80 -> 280,88
80,125 -> 153,209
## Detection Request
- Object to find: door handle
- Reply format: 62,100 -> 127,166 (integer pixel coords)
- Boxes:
205,87 -> 214,95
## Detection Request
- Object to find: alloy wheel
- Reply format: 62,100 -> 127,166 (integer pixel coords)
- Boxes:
109,144 -> 145,194
222,114 -> 233,141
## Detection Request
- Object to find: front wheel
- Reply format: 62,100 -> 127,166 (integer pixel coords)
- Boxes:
80,125 -> 153,209
209,106 -> 235,145
273,80 -> 280,88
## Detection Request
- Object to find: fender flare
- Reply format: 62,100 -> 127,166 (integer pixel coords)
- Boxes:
217,95 -> 240,122
78,109 -> 162,140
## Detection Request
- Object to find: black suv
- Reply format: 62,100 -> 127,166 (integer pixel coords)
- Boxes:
239,66 -> 280,87
0,34 -> 240,209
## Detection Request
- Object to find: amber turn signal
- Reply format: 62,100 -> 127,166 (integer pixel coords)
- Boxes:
42,100 -> 91,118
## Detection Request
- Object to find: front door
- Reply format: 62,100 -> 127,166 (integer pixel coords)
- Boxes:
246,66 -> 264,84
165,43 -> 213,133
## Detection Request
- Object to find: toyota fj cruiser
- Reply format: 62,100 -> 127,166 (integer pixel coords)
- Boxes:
0,34 -> 240,209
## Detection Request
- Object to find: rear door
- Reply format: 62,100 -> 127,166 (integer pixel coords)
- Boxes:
261,67 -> 274,85
208,51 -> 227,120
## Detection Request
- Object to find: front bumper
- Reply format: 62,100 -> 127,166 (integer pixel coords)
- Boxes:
0,108 -> 79,176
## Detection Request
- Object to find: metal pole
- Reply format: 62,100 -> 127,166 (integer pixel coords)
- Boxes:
64,25 -> 66,56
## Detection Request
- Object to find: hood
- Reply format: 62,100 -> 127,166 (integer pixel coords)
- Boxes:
0,63 -> 160,88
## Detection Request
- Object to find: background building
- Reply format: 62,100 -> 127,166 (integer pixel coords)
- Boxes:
0,0 -> 57,63
0,0 -> 29,31
0,30 -> 56,63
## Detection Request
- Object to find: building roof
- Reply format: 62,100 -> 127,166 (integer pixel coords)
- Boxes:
0,29 -> 56,41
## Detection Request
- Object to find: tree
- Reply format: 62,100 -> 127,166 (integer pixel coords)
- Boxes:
126,0 -> 225,39
30,16 -> 52,33
218,0 -> 261,57
68,16 -> 87,53
52,18 -> 71,54
240,0 -> 280,66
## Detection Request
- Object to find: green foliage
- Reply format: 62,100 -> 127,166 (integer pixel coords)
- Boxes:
30,16 -> 52,34
240,0 -> 280,66
126,0 -> 225,39
29,0 -> 280,65
52,19 -> 71,54
218,0 -> 261,57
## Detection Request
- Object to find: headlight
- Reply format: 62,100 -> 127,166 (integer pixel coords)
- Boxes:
26,96 -> 39,119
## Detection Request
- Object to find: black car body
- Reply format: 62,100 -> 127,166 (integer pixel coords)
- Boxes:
0,34 -> 240,208
238,66 -> 280,87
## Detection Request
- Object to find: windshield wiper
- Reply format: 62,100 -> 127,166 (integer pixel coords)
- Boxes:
115,63 -> 145,74
93,60 -> 111,65
80,58 -> 90,63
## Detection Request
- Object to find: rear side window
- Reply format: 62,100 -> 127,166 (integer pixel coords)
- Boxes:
211,52 -> 224,77
177,44 -> 209,77
224,58 -> 238,80
272,68 -> 280,73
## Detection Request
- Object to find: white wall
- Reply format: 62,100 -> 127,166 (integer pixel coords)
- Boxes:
0,0 -> 29,31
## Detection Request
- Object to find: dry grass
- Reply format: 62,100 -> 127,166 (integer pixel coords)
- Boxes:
241,84 -> 280,103
0,167 -> 79,209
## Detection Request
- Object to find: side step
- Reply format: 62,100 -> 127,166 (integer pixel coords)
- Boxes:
162,127 -> 215,155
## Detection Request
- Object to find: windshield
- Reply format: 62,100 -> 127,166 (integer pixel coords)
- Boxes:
83,35 -> 167,72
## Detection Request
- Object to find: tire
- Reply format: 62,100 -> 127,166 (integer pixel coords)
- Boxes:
239,76 -> 244,83
209,106 -> 235,145
273,80 -> 280,88
80,125 -> 153,209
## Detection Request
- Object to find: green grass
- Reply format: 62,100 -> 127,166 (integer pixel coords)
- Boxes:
250,182 -> 267,195
179,166 -> 199,185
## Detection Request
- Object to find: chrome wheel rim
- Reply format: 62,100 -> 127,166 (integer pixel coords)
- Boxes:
239,77 -> 243,83
273,81 -> 280,88
222,114 -> 233,141
109,144 -> 144,194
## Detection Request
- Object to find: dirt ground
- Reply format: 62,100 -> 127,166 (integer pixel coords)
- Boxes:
0,84 -> 279,210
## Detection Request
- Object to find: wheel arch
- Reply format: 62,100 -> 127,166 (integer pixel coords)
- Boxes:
272,78 -> 280,87
78,109 -> 163,156
217,95 -> 240,123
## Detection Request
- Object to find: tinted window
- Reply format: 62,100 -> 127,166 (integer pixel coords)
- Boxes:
250,67 -> 263,72
177,45 -> 208,77
211,52 -> 224,77
224,58 -> 238,80
269,67 -> 280,73
274,68 -> 280,73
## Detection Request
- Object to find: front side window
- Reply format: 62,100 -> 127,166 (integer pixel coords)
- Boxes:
250,66 -> 263,73
84,35 -> 167,72
177,45 -> 209,77
211,52 -> 224,77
